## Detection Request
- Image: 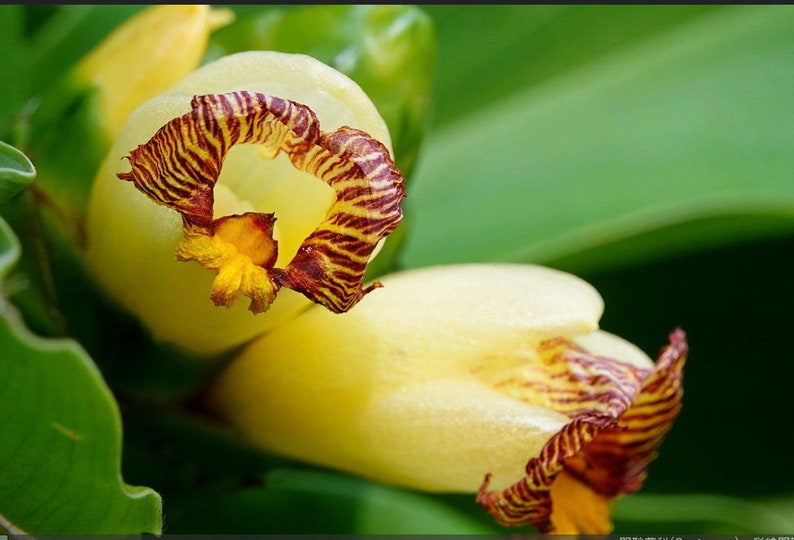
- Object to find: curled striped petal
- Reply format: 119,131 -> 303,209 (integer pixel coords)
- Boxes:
118,91 -> 406,313
477,328 -> 688,533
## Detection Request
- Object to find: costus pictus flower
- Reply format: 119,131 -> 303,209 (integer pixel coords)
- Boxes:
85,51 -> 403,356
206,263 -> 687,534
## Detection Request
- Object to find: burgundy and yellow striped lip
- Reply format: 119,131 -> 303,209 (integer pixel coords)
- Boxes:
118,91 -> 406,314
477,328 -> 688,533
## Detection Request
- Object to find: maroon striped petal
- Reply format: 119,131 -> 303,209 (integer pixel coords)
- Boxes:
118,91 -> 406,313
477,329 -> 688,533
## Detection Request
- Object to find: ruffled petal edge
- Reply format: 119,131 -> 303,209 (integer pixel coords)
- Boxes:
477,329 -> 688,533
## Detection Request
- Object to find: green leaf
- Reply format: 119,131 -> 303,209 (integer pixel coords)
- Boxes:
118,404 -> 500,534
164,467 -> 498,534
614,493 -> 794,534
0,6 -> 28,137
400,6 -> 794,272
422,5 -> 722,129
0,140 -> 35,204
0,218 -> 162,534
0,213 -> 21,285
25,5 -> 144,94
23,79 -> 109,226
0,6 -> 144,143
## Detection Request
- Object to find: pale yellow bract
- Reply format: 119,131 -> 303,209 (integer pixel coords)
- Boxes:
85,51 -> 393,356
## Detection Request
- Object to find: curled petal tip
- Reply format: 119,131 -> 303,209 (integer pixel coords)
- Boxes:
477,330 -> 687,533
278,125 -> 406,312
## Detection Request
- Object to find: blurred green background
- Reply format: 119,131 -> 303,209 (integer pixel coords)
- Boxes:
1,4 -> 793,535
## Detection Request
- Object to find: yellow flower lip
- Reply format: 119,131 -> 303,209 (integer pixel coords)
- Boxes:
117,91 -> 406,314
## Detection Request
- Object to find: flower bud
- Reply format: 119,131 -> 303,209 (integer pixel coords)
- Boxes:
78,5 -> 230,138
25,5 -> 224,224
206,263 -> 687,533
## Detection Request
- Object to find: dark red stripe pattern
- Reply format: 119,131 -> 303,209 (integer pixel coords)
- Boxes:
118,91 -> 406,314
476,329 -> 688,533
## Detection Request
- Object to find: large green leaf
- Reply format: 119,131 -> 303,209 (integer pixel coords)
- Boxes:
422,5 -> 722,129
0,307 -> 163,534
401,6 -> 794,271
0,156 -> 161,534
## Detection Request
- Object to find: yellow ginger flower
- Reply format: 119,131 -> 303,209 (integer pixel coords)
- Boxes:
85,50 -> 404,356
206,263 -> 687,534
